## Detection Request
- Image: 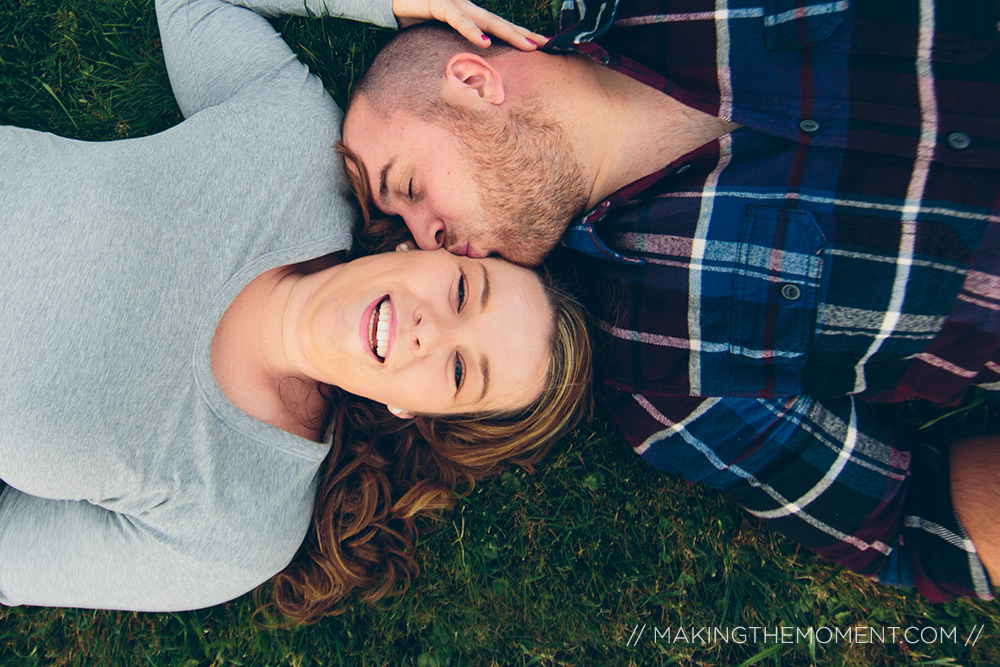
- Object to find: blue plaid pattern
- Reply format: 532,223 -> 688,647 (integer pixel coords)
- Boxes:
552,0 -> 1000,600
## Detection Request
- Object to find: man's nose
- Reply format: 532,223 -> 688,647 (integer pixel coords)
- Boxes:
404,211 -> 445,250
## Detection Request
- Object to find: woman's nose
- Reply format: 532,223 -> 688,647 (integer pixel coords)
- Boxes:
410,307 -> 456,356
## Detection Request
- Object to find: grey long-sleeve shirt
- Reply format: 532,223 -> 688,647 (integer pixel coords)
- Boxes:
0,0 -> 393,611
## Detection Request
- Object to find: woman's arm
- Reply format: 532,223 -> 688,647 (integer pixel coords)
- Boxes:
0,488 -> 271,611
234,0 -> 545,46
390,0 -> 545,48
155,0 -> 542,119
155,0 -> 393,118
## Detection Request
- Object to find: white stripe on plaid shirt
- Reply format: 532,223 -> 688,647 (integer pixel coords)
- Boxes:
632,392 -> 897,553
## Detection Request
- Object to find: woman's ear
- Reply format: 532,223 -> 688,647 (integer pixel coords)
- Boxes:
387,406 -> 414,419
442,52 -> 506,107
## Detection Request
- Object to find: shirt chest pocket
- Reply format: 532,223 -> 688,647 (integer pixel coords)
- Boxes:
729,207 -> 825,365
763,0 -> 997,64
762,0 -> 849,49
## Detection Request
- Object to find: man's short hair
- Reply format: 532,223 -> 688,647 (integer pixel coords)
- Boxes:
352,22 -> 515,118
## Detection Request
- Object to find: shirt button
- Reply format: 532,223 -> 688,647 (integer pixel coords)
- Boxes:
947,132 -> 971,150
799,119 -> 821,133
780,284 -> 802,301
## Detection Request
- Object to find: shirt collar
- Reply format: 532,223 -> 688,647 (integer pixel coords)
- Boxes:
548,0 -> 622,52
560,161 -> 676,263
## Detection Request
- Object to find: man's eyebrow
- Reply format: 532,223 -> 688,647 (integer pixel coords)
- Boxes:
377,158 -> 395,202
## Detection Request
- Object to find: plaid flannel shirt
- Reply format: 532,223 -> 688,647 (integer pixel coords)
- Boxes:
550,0 -> 1000,600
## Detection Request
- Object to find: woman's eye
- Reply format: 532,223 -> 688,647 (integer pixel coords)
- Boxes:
457,273 -> 467,312
454,354 -> 465,392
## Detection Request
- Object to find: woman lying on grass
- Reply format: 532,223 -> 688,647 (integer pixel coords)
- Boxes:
0,0 -> 590,616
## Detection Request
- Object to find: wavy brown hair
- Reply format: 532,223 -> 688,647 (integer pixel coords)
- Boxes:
268,218 -> 593,624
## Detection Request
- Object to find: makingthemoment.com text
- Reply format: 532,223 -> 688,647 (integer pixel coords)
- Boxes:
624,624 -> 986,647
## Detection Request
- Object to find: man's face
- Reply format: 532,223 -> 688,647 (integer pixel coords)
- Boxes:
342,96 -> 587,266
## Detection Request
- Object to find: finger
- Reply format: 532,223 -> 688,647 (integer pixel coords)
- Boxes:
442,10 -> 496,48
460,8 -> 547,50
485,19 -> 547,51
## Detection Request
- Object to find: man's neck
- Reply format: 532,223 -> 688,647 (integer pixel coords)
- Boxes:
531,53 -> 738,209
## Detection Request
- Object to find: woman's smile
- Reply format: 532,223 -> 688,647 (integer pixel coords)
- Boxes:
362,294 -> 396,362
289,249 -> 552,416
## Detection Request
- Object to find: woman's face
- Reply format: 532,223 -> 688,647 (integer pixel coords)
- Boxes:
295,249 -> 553,416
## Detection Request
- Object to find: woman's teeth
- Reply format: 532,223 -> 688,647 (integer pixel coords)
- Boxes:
372,297 -> 391,360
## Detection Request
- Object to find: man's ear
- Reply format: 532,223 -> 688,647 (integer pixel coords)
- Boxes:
441,53 -> 506,108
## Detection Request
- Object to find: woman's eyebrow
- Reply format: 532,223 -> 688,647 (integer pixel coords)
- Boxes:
477,264 -> 491,402
480,264 -> 490,309
478,356 -> 491,403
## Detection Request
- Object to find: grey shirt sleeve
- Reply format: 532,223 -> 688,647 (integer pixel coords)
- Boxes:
0,488 -> 264,611
156,0 -> 396,117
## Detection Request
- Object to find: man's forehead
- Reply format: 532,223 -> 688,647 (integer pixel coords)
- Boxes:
343,99 -> 401,193
345,94 -> 405,137
341,95 -> 384,161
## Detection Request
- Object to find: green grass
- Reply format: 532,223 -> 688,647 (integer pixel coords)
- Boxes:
2,1 -> 999,665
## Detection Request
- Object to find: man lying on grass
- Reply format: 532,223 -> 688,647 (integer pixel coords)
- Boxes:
334,0 -> 1000,602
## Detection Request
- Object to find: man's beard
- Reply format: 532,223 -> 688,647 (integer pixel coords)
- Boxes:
428,100 -> 588,266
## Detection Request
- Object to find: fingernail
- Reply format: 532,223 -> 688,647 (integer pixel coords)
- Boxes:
481,34 -> 490,41
526,38 -> 538,46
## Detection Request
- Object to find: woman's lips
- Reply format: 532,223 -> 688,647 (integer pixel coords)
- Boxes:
360,295 -> 382,362
359,294 -> 395,362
